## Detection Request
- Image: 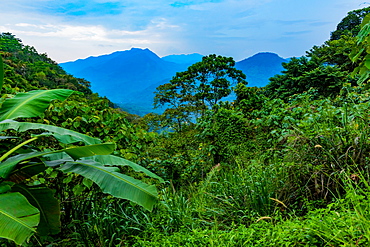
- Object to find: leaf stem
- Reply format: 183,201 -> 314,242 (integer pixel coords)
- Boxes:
0,136 -> 39,163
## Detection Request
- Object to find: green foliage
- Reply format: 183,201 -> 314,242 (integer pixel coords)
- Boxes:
0,89 -> 75,121
0,56 -> 161,245
11,185 -> 61,236
331,7 -> 370,40
138,129 -> 211,186
0,33 -> 92,94
0,53 -> 3,91
197,106 -> 251,164
234,84 -> 265,113
3,7 -> 370,245
350,13 -> 370,83
264,15 -> 369,101
264,56 -> 349,100
0,192 -> 40,245
154,54 -> 246,131
308,35 -> 358,72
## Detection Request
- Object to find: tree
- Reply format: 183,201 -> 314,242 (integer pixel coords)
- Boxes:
350,13 -> 370,83
331,6 -> 370,40
264,22 -> 362,101
307,35 -> 358,72
0,33 -> 94,97
0,33 -> 23,53
264,56 -> 349,100
0,56 -> 162,245
154,54 -> 246,131
234,83 -> 265,114
263,6 -> 370,101
265,7 -> 370,99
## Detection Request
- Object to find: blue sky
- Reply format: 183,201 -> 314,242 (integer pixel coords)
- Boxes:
0,0 -> 368,62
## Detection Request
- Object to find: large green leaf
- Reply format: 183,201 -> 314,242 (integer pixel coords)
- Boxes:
12,185 -> 60,236
0,183 -> 12,194
0,120 -> 101,145
41,152 -> 73,167
0,192 -> 40,245
0,89 -> 75,121
8,162 -> 47,183
0,151 -> 51,179
0,143 -> 115,179
63,143 -> 115,160
0,55 -> 4,91
59,159 -> 158,211
87,155 -> 164,183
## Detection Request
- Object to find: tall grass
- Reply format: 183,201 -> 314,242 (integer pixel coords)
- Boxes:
306,170 -> 370,246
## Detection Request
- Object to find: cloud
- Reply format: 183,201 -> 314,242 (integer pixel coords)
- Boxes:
1,0 -> 368,62
2,16 -> 181,47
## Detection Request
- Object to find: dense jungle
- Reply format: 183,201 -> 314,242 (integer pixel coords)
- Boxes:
1,6 -> 370,247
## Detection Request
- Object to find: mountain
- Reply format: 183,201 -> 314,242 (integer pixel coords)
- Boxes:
235,52 -> 287,87
60,49 -> 287,115
60,48 -> 187,104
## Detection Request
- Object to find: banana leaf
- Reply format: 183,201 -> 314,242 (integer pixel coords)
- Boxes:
59,159 -> 158,211
0,143 -> 115,179
63,143 -> 115,160
0,192 -> 40,245
7,162 -> 47,183
0,89 -> 75,121
0,55 -> 3,91
0,183 -> 12,193
86,155 -> 164,183
0,120 -> 101,145
42,152 -> 73,167
0,151 -> 52,179
12,185 -> 60,236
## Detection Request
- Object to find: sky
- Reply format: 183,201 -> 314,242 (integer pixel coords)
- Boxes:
0,0 -> 369,63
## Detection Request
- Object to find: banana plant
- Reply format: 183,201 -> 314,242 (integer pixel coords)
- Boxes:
0,56 -> 163,245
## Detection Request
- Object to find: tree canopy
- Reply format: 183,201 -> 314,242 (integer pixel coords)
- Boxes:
330,7 -> 370,40
154,54 -> 246,131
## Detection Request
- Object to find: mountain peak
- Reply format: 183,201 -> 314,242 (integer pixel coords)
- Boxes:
128,47 -> 151,52
61,49 -> 289,114
235,52 -> 287,87
240,52 -> 285,62
237,52 -> 286,66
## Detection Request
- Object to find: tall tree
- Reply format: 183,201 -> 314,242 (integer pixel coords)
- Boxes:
263,7 -> 370,101
154,54 -> 246,131
264,57 -> 348,100
350,12 -> 370,83
330,6 -> 370,40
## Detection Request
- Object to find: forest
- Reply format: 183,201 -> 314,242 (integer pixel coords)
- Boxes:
1,6 -> 370,247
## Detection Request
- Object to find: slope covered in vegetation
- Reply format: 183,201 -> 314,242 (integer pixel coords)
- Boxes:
1,6 -> 370,246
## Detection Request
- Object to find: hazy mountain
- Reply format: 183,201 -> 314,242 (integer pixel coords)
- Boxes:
60,49 -> 287,115
60,48 -> 187,104
236,52 -> 287,87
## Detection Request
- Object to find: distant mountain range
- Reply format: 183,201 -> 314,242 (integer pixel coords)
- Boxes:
60,48 -> 288,115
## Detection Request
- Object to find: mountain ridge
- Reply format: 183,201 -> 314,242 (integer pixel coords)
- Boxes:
60,49 -> 288,115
